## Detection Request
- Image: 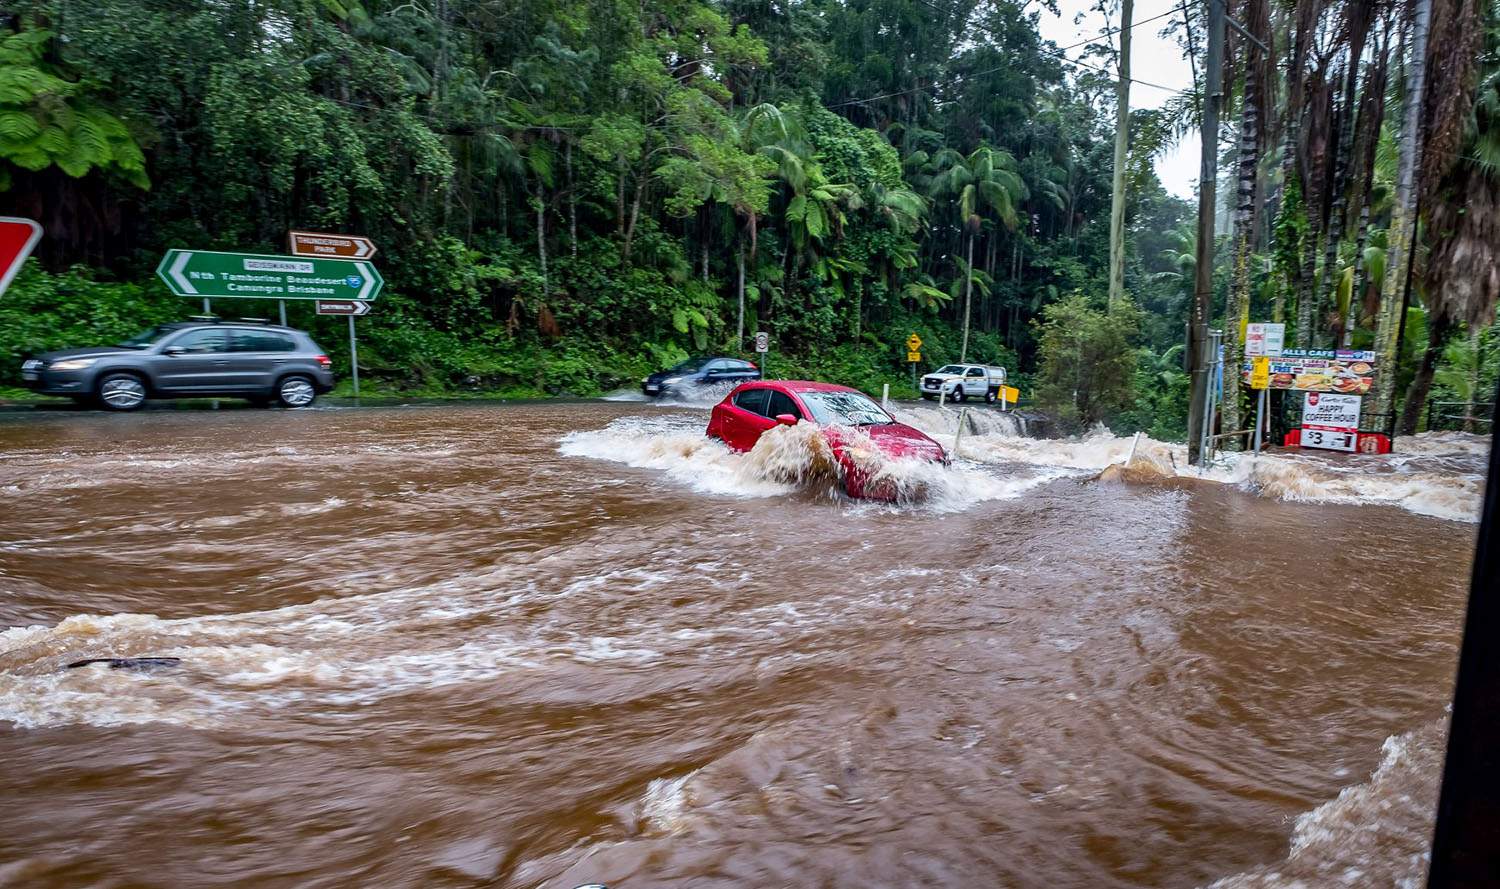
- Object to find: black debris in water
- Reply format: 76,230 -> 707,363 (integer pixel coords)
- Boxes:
65,657 -> 182,671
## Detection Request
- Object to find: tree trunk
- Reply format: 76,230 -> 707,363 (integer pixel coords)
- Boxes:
1281,0 -> 1315,341
567,141 -> 577,260
615,160 -> 626,237
1398,315 -> 1450,434
737,245 -> 746,349
1107,0 -> 1133,308
1294,231 -> 1317,346
961,233 -> 976,361
623,175 -> 646,260
1342,39 -> 1391,346
1223,31 -> 1263,449
535,191 -> 548,294
1372,0 -> 1431,429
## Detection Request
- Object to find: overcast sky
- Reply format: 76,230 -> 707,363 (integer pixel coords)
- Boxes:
1034,0 -> 1200,199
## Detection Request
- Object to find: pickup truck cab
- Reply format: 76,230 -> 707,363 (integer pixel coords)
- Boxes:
920,364 -> 1014,405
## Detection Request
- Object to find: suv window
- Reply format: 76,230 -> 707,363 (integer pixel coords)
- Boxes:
966,367 -> 984,377
704,359 -> 730,373
733,388 -> 770,416
168,328 -> 228,354
766,391 -> 802,420
230,330 -> 297,352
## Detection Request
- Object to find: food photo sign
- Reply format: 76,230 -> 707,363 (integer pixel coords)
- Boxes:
1240,349 -> 1375,394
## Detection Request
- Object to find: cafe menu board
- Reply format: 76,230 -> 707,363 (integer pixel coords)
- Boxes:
1240,348 -> 1375,394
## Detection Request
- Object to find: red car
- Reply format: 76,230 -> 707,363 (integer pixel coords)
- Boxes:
707,380 -> 949,499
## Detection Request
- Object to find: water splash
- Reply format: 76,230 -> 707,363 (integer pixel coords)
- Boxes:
1207,719 -> 1446,889
888,410 -> 1486,524
560,415 -> 1062,510
601,381 -> 738,407
891,405 -> 1029,438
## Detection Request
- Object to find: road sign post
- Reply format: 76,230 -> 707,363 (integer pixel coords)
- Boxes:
347,315 -> 360,399
0,217 -> 42,299
1250,356 -> 1271,454
315,300 -> 373,398
155,249 -> 383,303
905,334 -> 922,392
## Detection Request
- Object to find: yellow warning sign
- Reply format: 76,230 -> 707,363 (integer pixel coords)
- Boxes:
905,333 -> 922,351
1250,356 -> 1271,390
907,350 -> 921,363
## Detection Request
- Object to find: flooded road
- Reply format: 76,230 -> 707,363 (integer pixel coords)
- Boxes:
0,401 -> 1483,888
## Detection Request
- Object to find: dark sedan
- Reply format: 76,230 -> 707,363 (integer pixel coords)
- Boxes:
641,356 -> 761,396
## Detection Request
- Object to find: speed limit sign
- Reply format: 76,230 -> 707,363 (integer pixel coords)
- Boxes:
754,331 -> 769,353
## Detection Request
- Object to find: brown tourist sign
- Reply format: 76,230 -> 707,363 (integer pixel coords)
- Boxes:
288,230 -> 378,259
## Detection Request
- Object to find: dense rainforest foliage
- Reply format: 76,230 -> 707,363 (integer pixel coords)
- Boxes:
0,0 -> 1497,438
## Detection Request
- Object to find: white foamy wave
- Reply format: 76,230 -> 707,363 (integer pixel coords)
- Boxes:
893,404 -> 1029,438
1223,459 -> 1484,522
1394,430 -> 1491,458
559,415 -> 796,497
637,771 -> 697,834
3,549 -> 926,729
892,409 -> 1486,523
601,380 -> 737,407
1207,719 -> 1446,889
559,415 -> 1060,510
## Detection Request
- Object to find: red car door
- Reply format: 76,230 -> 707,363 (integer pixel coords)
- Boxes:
713,386 -> 775,451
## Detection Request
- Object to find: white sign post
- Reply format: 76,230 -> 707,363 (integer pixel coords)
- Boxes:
1301,392 -> 1362,451
754,331 -> 768,353
1245,322 -> 1286,358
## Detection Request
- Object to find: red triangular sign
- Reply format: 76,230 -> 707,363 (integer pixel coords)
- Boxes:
0,217 -> 42,297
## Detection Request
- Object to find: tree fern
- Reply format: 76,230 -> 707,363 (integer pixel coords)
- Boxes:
0,26 -> 149,190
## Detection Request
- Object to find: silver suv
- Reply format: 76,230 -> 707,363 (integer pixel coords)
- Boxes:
20,319 -> 336,410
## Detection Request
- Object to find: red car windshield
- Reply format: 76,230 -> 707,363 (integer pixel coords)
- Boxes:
799,391 -> 893,427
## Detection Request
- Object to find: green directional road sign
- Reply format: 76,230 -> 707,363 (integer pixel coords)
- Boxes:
155,249 -> 383,302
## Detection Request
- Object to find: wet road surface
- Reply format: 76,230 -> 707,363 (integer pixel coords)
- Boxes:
0,401 -> 1483,888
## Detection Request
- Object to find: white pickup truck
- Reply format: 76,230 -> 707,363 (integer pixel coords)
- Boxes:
920,364 -> 1014,405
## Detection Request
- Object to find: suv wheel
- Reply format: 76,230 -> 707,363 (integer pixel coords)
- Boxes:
985,389 -> 997,404
97,373 -> 148,411
276,375 -> 317,408
952,388 -> 966,403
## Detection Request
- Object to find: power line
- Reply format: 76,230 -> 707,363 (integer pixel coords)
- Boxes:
1052,3 -> 1191,55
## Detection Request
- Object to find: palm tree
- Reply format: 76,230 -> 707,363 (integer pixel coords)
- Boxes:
1221,0 -> 1272,447
927,146 -> 1026,360
1398,0 -> 1500,434
1371,0 -> 1433,427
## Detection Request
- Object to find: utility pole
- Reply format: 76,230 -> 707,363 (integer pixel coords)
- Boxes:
1107,0 -> 1133,308
1187,0 -> 1226,466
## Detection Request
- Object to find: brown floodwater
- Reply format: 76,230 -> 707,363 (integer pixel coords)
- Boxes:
0,400 -> 1485,888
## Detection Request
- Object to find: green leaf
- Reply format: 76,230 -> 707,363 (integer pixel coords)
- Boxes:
0,110 -> 40,142
804,203 -> 826,239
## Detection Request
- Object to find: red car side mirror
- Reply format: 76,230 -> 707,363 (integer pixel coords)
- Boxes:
775,413 -> 797,426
